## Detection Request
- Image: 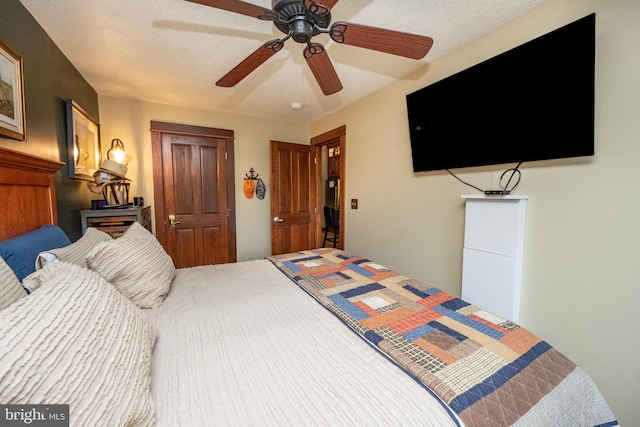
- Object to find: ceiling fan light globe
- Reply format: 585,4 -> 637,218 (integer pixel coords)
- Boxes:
291,19 -> 313,43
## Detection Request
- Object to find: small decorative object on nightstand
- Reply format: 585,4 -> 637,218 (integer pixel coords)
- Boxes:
81,206 -> 151,238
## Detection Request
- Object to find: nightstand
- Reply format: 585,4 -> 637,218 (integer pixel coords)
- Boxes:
81,206 -> 152,238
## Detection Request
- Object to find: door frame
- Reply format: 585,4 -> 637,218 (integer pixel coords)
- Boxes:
311,125 -> 346,250
150,120 -> 237,262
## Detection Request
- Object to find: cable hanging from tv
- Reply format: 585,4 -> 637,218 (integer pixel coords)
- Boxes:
447,162 -> 522,195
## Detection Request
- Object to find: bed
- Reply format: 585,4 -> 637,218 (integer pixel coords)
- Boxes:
0,147 -> 618,426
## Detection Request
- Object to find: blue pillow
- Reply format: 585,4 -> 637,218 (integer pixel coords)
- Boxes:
0,225 -> 71,281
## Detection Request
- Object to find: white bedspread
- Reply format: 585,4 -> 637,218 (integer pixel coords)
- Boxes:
146,259 -> 459,426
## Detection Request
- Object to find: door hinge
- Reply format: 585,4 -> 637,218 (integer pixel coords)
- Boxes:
225,152 -> 228,160
314,157 -> 317,165
226,208 -> 231,216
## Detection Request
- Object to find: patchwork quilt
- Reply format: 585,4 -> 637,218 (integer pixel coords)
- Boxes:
268,249 -> 618,427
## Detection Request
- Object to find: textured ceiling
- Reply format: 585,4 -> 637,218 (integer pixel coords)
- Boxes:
19,0 -> 546,123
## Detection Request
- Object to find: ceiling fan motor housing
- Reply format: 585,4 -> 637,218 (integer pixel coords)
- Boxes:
272,0 -> 331,43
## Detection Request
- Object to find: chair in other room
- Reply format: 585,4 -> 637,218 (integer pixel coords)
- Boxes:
322,206 -> 340,247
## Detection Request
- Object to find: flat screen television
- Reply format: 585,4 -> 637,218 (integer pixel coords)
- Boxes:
407,13 -> 595,172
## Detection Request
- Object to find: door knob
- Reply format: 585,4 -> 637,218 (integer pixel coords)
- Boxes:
273,216 -> 284,223
169,214 -> 181,228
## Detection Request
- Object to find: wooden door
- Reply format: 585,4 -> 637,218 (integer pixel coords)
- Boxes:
151,121 -> 236,268
270,140 -> 317,255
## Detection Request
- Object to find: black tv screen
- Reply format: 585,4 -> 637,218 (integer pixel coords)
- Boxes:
407,13 -> 595,172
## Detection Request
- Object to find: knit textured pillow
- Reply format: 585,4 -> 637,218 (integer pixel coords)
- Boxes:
86,222 -> 175,308
0,257 -> 25,310
0,262 -> 157,426
36,227 -> 113,269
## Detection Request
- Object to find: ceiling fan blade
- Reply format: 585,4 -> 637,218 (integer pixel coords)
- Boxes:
330,22 -> 433,60
304,44 -> 343,96
216,40 -> 283,87
323,0 -> 339,9
184,0 -> 278,20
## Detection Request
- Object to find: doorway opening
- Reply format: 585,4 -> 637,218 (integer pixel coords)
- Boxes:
311,125 -> 346,250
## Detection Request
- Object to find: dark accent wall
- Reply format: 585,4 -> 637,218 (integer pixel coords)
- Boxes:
0,0 -> 100,241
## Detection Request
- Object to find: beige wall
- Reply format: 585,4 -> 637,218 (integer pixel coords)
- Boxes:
98,96 -> 309,261
98,0 -> 638,422
311,0 -> 639,424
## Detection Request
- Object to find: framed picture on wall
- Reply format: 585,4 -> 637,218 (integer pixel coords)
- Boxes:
66,98 -> 101,180
0,39 -> 26,140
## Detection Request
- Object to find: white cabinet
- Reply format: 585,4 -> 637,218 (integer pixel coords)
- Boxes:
461,195 -> 527,323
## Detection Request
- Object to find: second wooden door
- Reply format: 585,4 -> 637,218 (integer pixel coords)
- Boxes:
270,140 -> 317,255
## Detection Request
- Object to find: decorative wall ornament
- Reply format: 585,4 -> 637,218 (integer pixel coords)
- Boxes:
243,168 -> 266,200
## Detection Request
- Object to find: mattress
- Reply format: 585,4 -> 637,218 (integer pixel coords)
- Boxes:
146,259 -> 459,426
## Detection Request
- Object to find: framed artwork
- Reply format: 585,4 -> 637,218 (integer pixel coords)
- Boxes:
66,99 -> 101,180
0,39 -> 26,140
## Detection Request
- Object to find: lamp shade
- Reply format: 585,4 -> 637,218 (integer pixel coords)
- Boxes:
107,138 -> 132,165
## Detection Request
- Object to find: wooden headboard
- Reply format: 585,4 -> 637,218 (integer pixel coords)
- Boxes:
0,146 -> 65,242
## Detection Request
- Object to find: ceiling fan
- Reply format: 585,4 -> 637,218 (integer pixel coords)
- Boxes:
185,0 -> 434,95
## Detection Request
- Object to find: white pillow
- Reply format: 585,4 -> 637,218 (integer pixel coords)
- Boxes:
0,257 -> 26,310
36,227 -> 113,269
86,222 -> 175,308
21,271 -> 43,294
0,262 -> 156,426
